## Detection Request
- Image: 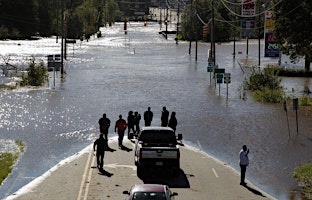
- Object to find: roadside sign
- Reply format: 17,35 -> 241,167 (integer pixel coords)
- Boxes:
216,73 -> 223,79
224,73 -> 231,84
224,77 -> 231,84
217,78 -> 223,84
207,67 -> 213,72
214,68 -> 225,74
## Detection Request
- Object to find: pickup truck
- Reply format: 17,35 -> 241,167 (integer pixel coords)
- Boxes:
134,126 -> 183,177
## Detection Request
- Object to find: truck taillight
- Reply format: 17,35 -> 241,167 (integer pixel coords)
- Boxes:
139,150 -> 142,159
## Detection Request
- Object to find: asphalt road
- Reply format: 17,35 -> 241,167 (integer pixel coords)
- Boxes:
6,137 -> 276,200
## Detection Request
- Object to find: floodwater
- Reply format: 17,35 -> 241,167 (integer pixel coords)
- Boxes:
0,22 -> 312,200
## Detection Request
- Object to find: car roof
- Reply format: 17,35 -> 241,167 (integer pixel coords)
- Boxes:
131,184 -> 167,193
141,126 -> 174,132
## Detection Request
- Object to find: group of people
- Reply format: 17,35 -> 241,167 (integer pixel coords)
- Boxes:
95,111 -> 250,187
94,107 -> 178,171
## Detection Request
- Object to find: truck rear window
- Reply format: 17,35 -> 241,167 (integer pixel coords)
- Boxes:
139,130 -> 176,144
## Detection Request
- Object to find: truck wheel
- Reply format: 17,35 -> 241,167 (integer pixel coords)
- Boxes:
137,166 -> 144,178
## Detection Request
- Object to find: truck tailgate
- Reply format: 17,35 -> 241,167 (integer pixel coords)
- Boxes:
140,148 -> 179,159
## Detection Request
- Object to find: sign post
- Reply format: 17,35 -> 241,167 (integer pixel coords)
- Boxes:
207,62 -> 214,83
224,73 -> 231,100
293,98 -> 299,135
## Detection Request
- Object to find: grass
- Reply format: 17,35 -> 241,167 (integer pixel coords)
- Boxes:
0,140 -> 25,185
292,163 -> 312,200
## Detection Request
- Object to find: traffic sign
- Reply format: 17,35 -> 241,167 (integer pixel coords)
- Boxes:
224,73 -> 231,84
216,73 -> 223,79
207,67 -> 213,72
214,68 -> 225,74
224,77 -> 231,84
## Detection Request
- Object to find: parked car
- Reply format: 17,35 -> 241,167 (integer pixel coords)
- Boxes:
123,184 -> 178,200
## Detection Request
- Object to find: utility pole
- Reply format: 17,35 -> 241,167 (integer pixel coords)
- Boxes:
165,6 -> 168,39
176,0 -> 179,45
61,1 -> 65,75
189,0 -> 193,55
211,0 -> 215,65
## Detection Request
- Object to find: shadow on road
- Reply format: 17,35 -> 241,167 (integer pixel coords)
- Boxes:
139,168 -> 190,188
243,184 -> 266,198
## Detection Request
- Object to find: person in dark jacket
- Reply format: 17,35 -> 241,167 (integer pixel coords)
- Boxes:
134,111 -> 141,134
144,107 -> 153,126
168,112 -> 177,132
239,145 -> 250,186
93,134 -> 108,170
161,106 -> 169,127
127,111 -> 135,139
98,113 -> 111,140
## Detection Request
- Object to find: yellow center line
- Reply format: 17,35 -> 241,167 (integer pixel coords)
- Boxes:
77,146 -> 93,200
83,154 -> 95,200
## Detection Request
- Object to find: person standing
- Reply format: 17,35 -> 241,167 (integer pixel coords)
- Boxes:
144,107 -> 153,126
127,111 -> 135,139
98,113 -> 111,140
168,112 -> 177,132
134,111 -> 141,134
239,145 -> 249,186
161,106 -> 169,127
93,134 -> 108,171
115,115 -> 127,148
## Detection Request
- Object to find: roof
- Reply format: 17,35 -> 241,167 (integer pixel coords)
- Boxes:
131,184 -> 166,193
141,126 -> 174,132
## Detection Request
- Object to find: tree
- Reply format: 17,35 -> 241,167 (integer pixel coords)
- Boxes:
21,58 -> 48,87
0,0 -> 39,39
180,0 -> 236,42
274,0 -> 312,71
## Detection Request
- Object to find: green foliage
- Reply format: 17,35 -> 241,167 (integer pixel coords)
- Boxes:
292,163 -> 312,199
243,66 -> 285,103
244,67 -> 283,91
274,0 -> 312,70
0,153 -> 18,185
0,0 -> 39,39
15,140 -> 25,153
21,58 -> 48,87
252,87 -> 285,103
0,140 -> 24,186
0,0 -> 122,39
299,94 -> 312,106
180,0 -> 235,42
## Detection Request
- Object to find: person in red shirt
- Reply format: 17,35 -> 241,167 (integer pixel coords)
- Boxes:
115,115 -> 127,148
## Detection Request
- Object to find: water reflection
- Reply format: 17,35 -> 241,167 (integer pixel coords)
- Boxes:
0,22 -> 311,200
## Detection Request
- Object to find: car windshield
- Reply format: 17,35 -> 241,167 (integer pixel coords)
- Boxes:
132,192 -> 167,200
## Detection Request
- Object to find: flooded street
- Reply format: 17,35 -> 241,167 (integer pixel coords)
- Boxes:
1,22 -> 312,200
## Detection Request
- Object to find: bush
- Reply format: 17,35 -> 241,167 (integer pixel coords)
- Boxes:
292,163 -> 312,199
252,87 -> 286,103
21,58 -> 48,86
243,66 -> 285,103
300,94 -> 312,106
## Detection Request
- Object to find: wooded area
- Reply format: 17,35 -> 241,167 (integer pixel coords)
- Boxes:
0,0 -> 121,39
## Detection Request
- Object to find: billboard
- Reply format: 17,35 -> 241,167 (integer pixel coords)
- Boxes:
264,11 -> 279,57
241,0 -> 256,37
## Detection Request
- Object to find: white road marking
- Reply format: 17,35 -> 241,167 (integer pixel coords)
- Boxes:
212,168 -> 219,178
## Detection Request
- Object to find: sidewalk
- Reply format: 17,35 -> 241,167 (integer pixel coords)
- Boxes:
6,137 -> 276,200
